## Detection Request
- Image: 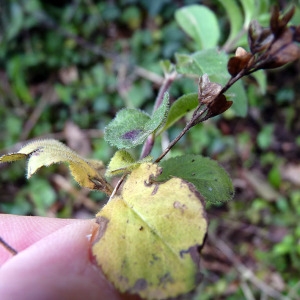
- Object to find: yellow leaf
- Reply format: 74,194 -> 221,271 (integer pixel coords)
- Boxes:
106,149 -> 152,177
0,139 -> 113,195
92,163 -> 207,299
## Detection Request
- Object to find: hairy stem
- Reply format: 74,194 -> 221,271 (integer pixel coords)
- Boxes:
140,71 -> 177,159
154,122 -> 191,163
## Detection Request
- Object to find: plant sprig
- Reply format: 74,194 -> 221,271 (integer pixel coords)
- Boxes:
154,6 -> 300,163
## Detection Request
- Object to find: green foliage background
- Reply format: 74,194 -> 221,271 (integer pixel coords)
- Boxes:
1,0 -> 300,298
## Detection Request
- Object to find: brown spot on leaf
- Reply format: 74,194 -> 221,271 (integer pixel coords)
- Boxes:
93,216 -> 109,244
131,278 -> 148,292
173,201 -> 187,214
159,273 -> 173,287
151,184 -> 159,195
144,179 -> 152,187
180,245 -> 203,285
186,181 -> 207,209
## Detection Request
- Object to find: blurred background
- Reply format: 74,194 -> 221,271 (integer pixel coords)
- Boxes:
0,0 -> 300,298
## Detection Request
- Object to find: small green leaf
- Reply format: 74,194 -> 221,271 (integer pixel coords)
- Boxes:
160,93 -> 198,133
106,149 -> 152,177
160,59 -> 175,75
0,139 -> 113,195
156,155 -> 234,205
175,5 -> 220,49
105,93 -> 169,149
92,163 -> 207,299
149,92 -> 169,133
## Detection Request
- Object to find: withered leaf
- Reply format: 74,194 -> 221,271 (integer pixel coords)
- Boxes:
198,74 -> 222,105
0,139 -> 113,195
206,94 -> 233,120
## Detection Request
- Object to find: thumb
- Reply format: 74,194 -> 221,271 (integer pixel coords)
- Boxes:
0,219 -> 122,300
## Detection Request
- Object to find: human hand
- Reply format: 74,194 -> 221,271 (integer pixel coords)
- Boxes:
0,214 -> 128,300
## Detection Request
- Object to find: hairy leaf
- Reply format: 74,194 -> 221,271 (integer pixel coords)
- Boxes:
156,155 -> 234,205
105,93 -> 169,149
106,150 -> 152,177
175,5 -> 220,49
0,139 -> 113,195
160,93 -> 198,133
92,163 -> 207,299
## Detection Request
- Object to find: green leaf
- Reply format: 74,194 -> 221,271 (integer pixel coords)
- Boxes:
257,124 -> 274,149
105,109 -> 151,148
160,93 -> 198,133
240,0 -> 257,27
176,49 -> 229,85
150,92 -> 169,132
217,0 -> 243,46
105,93 -> 169,149
175,5 -> 220,49
226,80 -> 248,117
156,155 -> 234,205
0,139 -> 113,195
29,179 -> 56,216
92,163 -> 207,299
106,149 -> 152,177
176,50 -> 248,117
160,59 -> 175,75
252,69 -> 267,94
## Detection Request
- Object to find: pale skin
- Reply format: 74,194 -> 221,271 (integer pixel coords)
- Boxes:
0,214 -> 137,300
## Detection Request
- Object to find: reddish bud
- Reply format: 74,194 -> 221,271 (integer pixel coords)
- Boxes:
227,47 -> 254,76
248,20 -> 273,53
260,27 -> 300,69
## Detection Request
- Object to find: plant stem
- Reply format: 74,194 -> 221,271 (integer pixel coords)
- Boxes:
154,122 -> 190,163
154,108 -> 207,163
153,71 -> 177,111
154,44 -> 277,163
140,71 -> 177,159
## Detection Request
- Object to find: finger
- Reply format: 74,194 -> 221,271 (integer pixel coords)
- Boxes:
0,214 -> 81,264
0,219 -> 123,300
